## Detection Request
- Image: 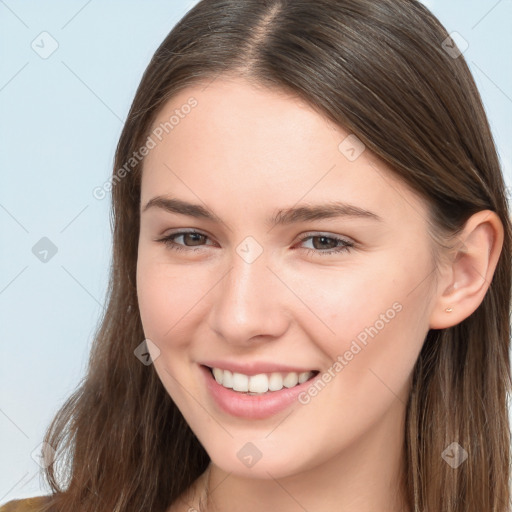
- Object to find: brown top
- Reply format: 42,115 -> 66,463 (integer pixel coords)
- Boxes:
0,496 -> 52,512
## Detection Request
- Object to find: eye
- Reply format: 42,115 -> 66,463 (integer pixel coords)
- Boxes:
155,230 -> 214,253
155,230 -> 355,256
295,233 -> 355,256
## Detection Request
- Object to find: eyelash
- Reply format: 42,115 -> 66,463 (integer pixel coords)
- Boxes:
155,230 -> 355,256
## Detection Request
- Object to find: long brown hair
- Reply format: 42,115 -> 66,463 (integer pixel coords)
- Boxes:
39,1 -> 511,510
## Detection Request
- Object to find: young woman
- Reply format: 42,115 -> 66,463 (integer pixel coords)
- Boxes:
2,0 -> 510,511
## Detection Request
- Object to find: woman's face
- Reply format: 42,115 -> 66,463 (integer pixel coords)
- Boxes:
136,76 -> 439,479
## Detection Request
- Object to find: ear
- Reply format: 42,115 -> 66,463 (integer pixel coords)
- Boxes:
429,210 -> 504,329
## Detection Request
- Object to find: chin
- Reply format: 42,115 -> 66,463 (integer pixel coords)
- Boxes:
201,435 -> 319,480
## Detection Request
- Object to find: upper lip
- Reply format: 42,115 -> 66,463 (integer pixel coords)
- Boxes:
200,360 -> 318,376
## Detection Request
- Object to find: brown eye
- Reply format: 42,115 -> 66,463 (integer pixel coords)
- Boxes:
310,236 -> 339,250
180,232 -> 207,246
156,230 -> 213,252
297,233 -> 355,256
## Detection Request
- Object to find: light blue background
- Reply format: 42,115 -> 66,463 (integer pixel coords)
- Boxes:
1,0 -> 511,502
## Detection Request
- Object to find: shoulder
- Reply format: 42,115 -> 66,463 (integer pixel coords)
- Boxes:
0,496 -> 53,512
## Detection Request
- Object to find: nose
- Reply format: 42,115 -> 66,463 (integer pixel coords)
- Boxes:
208,248 -> 291,346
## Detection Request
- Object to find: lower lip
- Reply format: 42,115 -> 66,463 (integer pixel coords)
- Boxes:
200,365 -> 318,420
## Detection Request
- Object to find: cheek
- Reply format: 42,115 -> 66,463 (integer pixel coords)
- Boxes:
136,253 -> 215,346
296,251 -> 431,401
285,251 -> 422,345
136,255 -> 183,341
135,256 -> 208,403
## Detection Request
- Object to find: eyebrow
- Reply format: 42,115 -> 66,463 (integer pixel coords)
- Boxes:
142,196 -> 383,227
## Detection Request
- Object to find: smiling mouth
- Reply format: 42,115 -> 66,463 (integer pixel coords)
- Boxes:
205,365 -> 320,395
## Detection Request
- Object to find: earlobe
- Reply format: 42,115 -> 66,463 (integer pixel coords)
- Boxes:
428,210 -> 504,330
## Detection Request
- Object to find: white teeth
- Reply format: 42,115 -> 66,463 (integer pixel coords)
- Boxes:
283,372 -> 298,388
212,367 -> 223,384
223,369 -> 233,388
248,373 -> 269,393
232,373 -> 249,392
268,372 -> 283,391
298,371 -> 310,384
210,367 -> 315,393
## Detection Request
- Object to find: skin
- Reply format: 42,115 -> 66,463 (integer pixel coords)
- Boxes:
136,75 -> 504,512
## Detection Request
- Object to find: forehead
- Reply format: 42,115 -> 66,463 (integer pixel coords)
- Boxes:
141,77 -> 428,227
